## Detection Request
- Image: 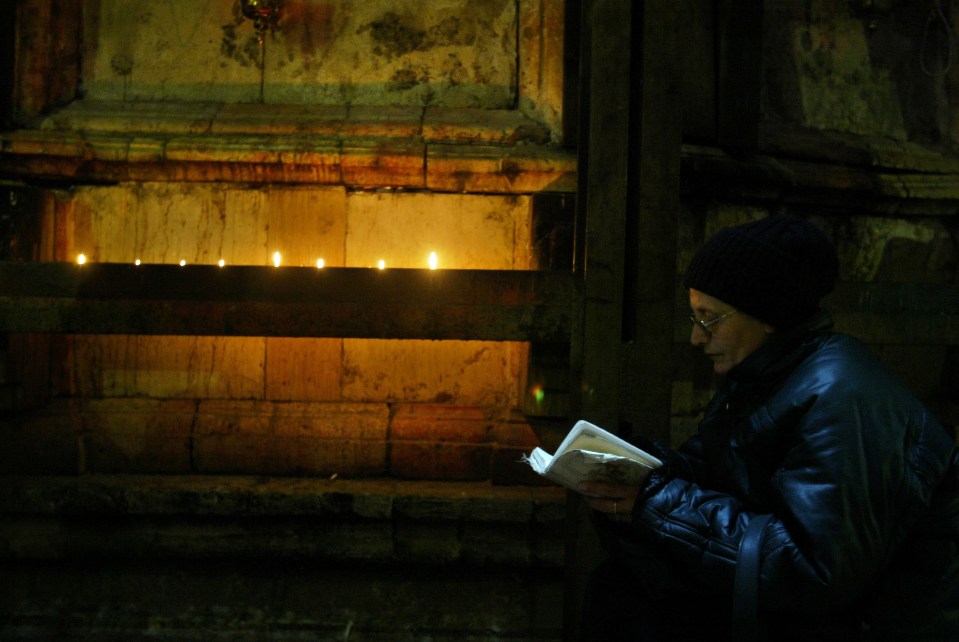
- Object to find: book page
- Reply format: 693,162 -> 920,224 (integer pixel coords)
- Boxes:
523,420 -> 663,491
550,449 -> 653,488
564,433 -> 661,469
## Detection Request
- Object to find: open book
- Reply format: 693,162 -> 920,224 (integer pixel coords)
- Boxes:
523,419 -> 662,491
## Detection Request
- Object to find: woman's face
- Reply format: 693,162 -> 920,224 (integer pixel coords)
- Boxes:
688,289 -> 774,375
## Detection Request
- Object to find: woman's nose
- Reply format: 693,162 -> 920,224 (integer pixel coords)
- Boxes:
690,324 -> 708,346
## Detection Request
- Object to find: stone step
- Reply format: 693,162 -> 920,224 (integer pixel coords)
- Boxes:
0,475 -> 566,566
1,559 -> 564,641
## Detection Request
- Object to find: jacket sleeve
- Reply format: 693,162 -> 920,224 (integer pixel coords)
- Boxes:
632,432 -> 708,483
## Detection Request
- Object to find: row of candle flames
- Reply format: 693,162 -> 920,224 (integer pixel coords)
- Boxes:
76,251 -> 441,271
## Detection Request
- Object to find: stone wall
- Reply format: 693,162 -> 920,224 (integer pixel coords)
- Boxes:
3,182 -> 547,482
0,476 -> 566,640
668,0 -> 959,446
670,207 -> 959,448
0,0 -> 572,485
1,2 -> 571,640
84,1 -> 524,114
3,2 -> 959,640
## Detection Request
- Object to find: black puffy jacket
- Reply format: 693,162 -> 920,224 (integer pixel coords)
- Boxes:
622,314 -> 959,640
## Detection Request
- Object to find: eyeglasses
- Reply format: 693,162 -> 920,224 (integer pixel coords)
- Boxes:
689,309 -> 736,336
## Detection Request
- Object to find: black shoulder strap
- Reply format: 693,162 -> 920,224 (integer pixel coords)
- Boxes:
733,513 -> 774,641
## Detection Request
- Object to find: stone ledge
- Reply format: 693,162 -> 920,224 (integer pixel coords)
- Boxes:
684,128 -> 959,213
0,101 -> 576,193
0,474 -> 565,521
34,101 -> 555,145
758,124 -> 959,173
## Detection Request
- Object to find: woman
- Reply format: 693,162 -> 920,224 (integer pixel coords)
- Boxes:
579,216 -> 959,641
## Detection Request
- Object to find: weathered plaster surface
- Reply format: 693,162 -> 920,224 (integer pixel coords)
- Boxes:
84,0 -> 518,108
834,216 -> 955,282
791,6 -> 907,138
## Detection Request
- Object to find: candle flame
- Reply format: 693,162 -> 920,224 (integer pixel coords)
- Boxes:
377,259 -> 386,270
316,258 -> 325,268
76,253 -> 87,265
273,251 -> 281,267
134,259 -> 141,266
428,251 -> 438,270
179,259 -> 186,266
218,259 -> 225,267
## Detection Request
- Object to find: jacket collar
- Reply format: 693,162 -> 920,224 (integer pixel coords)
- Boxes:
726,312 -> 834,384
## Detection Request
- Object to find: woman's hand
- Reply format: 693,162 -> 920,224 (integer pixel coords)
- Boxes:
578,477 -> 647,523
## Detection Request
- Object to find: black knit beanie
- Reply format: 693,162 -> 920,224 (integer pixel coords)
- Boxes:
683,216 -> 838,329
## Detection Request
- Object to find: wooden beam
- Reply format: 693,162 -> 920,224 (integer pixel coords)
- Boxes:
0,262 -> 578,341
565,0 -> 632,639
0,1 -> 14,128
716,0 -> 764,148
10,0 -> 82,124
623,1 -> 683,445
